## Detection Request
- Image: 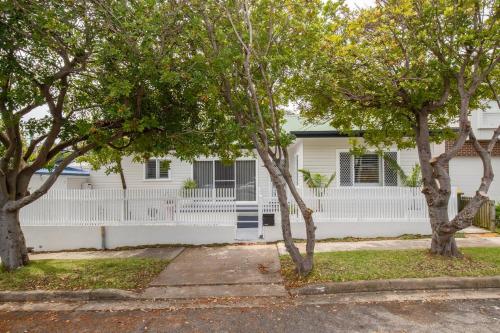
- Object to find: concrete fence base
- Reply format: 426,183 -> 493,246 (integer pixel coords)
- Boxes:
22,221 -> 432,252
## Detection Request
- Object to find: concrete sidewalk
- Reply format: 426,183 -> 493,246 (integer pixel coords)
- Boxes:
29,247 -> 184,261
277,237 -> 500,255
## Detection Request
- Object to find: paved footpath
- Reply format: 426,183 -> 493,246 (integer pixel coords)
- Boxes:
277,236 -> 500,255
29,247 -> 184,261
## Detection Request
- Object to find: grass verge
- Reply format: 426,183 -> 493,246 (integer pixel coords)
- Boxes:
0,258 -> 168,291
280,247 -> 500,288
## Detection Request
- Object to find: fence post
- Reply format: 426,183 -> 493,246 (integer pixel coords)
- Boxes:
490,201 -> 496,232
457,190 -> 464,211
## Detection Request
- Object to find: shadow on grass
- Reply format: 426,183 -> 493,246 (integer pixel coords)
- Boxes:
0,258 -> 168,291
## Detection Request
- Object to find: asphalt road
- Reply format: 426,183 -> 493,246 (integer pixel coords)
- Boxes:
1,297 -> 500,333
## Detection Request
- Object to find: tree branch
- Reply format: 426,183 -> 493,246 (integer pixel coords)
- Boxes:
4,144 -> 96,212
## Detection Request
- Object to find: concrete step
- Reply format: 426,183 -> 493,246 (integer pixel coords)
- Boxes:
237,222 -> 259,228
237,215 -> 258,222
236,205 -> 258,213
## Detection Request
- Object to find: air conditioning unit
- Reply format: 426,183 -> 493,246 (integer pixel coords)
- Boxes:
81,183 -> 93,189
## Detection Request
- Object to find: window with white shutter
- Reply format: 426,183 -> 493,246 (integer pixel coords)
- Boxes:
145,159 -> 171,180
145,159 -> 157,179
354,153 -> 380,185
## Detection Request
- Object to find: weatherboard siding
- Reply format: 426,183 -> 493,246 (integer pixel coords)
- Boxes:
88,153 -> 272,194
301,137 -> 430,185
88,156 -> 191,189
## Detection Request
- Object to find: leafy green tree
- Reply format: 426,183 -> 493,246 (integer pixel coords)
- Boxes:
188,0 -> 326,275
0,0 -> 232,270
299,0 -> 499,256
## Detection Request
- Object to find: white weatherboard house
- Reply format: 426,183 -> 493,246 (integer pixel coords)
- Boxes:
449,102 -> 500,201
22,115 -> 479,252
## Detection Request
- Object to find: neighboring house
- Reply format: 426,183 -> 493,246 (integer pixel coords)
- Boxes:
449,102 -> 500,201
29,165 -> 90,191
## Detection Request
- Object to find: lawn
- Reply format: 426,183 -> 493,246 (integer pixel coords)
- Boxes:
0,258 -> 168,291
281,247 -> 500,288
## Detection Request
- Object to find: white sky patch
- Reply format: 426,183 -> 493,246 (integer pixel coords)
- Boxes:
345,0 -> 375,9
26,105 -> 49,120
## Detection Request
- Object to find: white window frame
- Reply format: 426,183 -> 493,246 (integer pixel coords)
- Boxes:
143,158 -> 171,181
336,149 -> 399,187
192,158 -> 258,202
294,154 -> 300,186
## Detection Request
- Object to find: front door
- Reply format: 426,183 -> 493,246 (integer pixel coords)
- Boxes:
193,160 -> 257,202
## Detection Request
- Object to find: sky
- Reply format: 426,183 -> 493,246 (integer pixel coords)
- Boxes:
345,0 -> 375,9
26,0 -> 376,121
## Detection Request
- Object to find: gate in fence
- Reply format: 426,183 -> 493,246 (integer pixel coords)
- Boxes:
459,195 -> 496,231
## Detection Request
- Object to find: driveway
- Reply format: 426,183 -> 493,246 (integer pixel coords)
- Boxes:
145,244 -> 287,298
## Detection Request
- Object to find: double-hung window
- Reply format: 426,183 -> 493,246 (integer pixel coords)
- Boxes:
193,160 -> 256,201
338,151 -> 398,186
145,159 -> 171,180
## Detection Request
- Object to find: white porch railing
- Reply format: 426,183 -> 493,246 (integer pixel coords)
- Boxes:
20,188 -> 236,226
262,187 -> 458,223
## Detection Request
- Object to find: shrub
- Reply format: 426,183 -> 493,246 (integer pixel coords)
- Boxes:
182,178 -> 198,189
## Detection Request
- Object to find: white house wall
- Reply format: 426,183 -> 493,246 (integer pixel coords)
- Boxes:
450,156 -> 500,201
88,156 -> 192,189
88,154 -> 274,196
29,174 -> 89,191
301,137 -> 433,182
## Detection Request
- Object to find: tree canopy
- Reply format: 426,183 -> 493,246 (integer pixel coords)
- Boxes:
298,0 -> 498,148
0,0 -> 239,270
297,0 -> 499,256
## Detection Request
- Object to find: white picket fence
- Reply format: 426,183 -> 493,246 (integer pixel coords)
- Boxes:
261,187 -> 458,223
20,186 -> 458,227
20,188 -> 237,226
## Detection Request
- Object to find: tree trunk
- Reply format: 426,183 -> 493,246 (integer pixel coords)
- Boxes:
431,231 -> 460,257
428,204 -> 461,257
274,180 -> 312,276
254,142 -> 313,276
0,207 -> 30,270
280,168 -> 315,274
117,158 -> 127,190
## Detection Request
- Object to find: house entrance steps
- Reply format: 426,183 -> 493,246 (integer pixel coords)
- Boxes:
235,204 -> 261,241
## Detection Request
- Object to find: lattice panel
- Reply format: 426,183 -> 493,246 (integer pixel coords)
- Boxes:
384,152 -> 399,186
339,152 -> 353,186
